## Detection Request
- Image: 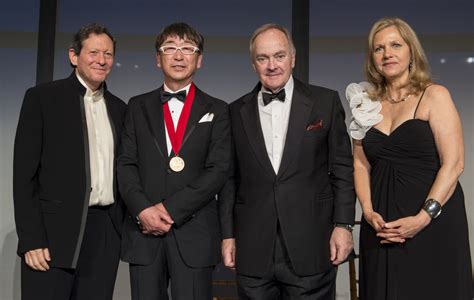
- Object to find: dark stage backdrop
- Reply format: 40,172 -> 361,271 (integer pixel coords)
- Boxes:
1,0 -> 472,299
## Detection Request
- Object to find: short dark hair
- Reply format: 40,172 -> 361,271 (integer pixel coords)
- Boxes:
154,22 -> 204,53
70,23 -> 116,55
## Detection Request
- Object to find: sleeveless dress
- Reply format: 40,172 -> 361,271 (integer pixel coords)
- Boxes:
358,91 -> 473,300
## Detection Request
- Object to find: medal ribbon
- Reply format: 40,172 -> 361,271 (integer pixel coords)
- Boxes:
162,83 -> 196,156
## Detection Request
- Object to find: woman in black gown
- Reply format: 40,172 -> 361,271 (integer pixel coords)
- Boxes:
347,17 -> 472,299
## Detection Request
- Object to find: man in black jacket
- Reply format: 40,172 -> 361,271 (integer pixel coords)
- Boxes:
220,23 -> 355,299
118,23 -> 231,300
13,23 -> 126,300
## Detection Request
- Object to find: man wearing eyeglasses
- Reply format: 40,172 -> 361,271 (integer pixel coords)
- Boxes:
118,22 -> 231,300
220,24 -> 355,299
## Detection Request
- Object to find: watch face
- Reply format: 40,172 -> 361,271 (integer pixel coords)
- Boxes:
335,224 -> 353,232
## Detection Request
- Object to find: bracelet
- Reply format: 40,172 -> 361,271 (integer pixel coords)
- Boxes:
422,199 -> 442,219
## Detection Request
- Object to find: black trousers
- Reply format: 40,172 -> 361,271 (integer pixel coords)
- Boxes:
237,232 -> 336,300
21,205 -> 121,300
129,230 -> 213,300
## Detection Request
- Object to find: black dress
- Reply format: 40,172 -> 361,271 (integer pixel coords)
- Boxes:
359,97 -> 472,299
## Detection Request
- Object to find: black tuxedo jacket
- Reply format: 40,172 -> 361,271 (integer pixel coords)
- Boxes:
118,85 -> 231,267
13,73 -> 127,268
220,78 -> 355,277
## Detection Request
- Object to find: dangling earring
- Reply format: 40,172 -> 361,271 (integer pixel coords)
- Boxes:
409,59 -> 413,72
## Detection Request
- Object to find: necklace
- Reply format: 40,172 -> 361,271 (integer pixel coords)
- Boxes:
388,93 -> 412,103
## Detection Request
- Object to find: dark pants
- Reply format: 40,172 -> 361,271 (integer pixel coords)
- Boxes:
21,205 -> 121,300
237,233 -> 336,300
129,230 -> 213,300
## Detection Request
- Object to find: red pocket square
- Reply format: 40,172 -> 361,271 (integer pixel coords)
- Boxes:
306,120 -> 323,131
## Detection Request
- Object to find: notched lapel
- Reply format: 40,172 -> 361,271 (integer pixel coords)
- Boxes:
141,89 -> 167,161
103,95 -> 119,147
240,93 -> 276,178
181,87 -> 211,149
277,81 -> 314,178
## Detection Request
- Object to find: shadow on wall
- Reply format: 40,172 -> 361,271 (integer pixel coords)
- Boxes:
0,228 -> 21,300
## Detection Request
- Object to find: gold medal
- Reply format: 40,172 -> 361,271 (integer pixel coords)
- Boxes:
169,156 -> 185,172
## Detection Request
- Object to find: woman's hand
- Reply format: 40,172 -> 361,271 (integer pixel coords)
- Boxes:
363,210 -> 386,232
377,211 -> 431,244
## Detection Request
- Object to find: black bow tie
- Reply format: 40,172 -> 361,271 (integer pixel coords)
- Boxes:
262,89 -> 285,106
160,90 -> 187,103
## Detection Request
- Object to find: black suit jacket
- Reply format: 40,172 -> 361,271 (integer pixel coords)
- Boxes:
118,84 -> 231,267
13,73 -> 127,268
220,78 -> 355,277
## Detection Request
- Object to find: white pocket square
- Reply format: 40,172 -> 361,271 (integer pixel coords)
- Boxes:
198,113 -> 214,123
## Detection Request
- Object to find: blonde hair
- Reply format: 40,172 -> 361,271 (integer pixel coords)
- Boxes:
364,17 -> 432,100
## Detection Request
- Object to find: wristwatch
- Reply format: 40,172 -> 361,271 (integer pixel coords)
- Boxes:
422,199 -> 442,219
334,223 -> 353,232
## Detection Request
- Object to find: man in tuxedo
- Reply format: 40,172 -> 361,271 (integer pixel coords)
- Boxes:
13,23 -> 126,300
220,24 -> 355,299
118,22 -> 231,300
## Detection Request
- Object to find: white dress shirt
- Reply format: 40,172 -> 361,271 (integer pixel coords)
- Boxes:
163,83 -> 191,156
77,74 -> 115,206
258,76 -> 294,174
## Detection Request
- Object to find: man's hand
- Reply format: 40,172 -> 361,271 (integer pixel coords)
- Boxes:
138,204 -> 174,235
221,238 -> 236,270
330,227 -> 353,265
25,248 -> 51,271
155,203 -> 172,221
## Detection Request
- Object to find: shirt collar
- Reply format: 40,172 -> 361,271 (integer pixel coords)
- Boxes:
76,72 -> 104,102
260,75 -> 294,102
163,83 -> 191,95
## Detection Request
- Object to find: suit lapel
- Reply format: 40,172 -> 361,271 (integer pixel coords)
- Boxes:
240,88 -> 276,178
141,88 -> 168,161
277,79 -> 314,178
103,93 -> 119,148
181,86 -> 210,150
103,92 -> 121,209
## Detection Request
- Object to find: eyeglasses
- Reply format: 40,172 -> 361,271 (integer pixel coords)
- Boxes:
159,46 -> 200,55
